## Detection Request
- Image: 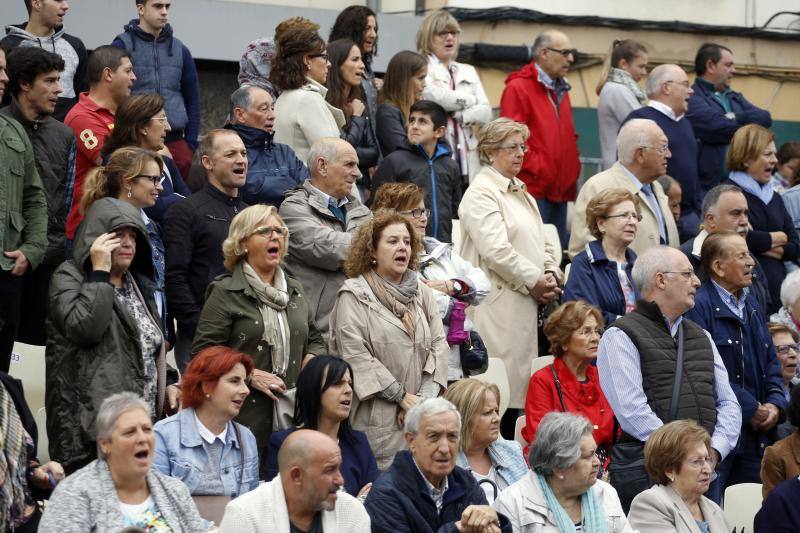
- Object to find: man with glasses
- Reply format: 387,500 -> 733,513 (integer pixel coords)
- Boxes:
597,245 -> 741,510
624,64 -> 701,241
279,137 -> 372,340
569,118 -> 679,259
686,231 -> 786,501
499,29 -> 580,249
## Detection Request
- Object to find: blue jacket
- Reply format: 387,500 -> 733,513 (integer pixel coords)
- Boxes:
365,450 -> 512,533
152,408 -> 260,497
143,155 -> 192,225
563,241 -> 639,326
685,282 -> 786,456
112,20 -> 201,149
263,426 -> 378,497
755,476 -> 800,533
686,79 -> 772,194
455,438 -> 528,491
227,124 -> 308,207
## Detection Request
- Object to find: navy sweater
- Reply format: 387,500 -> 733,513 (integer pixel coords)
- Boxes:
624,106 -> 700,240
755,476 -> 800,532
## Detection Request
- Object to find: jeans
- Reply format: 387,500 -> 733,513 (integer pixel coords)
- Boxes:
535,198 -> 569,250
0,269 -> 24,373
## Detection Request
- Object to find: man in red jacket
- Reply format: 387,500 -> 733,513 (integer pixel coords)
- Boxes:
500,30 -> 581,248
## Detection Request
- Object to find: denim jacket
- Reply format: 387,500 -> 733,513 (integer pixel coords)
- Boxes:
153,408 -> 260,497
456,438 -> 529,490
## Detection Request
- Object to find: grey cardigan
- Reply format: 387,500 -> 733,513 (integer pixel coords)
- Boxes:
597,81 -> 643,169
38,459 -> 209,532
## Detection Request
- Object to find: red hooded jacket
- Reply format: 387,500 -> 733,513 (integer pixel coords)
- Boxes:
500,63 -> 581,202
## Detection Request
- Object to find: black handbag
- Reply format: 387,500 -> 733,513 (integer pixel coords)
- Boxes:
460,330 -> 489,375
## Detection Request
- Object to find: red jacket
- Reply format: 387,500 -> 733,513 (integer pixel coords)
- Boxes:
523,357 -> 615,451
500,63 -> 581,202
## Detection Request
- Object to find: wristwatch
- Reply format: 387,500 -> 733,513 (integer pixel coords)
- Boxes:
452,280 -> 463,295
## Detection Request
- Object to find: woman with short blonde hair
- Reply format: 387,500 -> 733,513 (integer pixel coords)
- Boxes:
222,204 -> 288,272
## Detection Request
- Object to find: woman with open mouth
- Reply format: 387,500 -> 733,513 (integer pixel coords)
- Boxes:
193,204 -> 326,471
329,210 -> 449,470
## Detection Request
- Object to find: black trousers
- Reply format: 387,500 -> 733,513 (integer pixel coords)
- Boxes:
0,269 -> 24,373
16,263 -> 56,346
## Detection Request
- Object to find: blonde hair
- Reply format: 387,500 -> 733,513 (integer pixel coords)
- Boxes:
81,146 -> 163,214
477,118 -> 530,165
727,123 -> 775,172
443,379 -> 500,452
416,10 -> 461,57
586,188 -> 641,240
222,204 -> 288,271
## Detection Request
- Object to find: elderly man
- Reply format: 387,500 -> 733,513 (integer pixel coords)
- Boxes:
686,43 -> 772,194
500,29 -> 580,248
279,137 -> 372,338
569,119 -> 679,259
624,64 -> 701,240
227,85 -> 308,207
681,183 -> 770,312
366,398 -> 511,533
164,129 -> 248,371
219,429 -> 370,532
597,245 -> 741,509
685,231 -> 786,501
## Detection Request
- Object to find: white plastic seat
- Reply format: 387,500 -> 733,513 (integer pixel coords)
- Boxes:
531,355 -> 555,376
35,407 -> 49,463
722,482 -> 762,532
514,415 -> 528,447
472,357 -> 510,418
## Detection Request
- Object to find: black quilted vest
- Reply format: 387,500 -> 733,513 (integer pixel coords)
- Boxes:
613,300 -> 717,437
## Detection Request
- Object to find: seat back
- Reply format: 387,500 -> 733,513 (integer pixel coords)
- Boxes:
531,355 -> 555,376
514,415 -> 528,447
472,357 -> 510,418
723,482 -> 762,533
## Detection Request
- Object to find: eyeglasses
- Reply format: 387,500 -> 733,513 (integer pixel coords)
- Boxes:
401,208 -> 431,219
150,115 -> 169,123
684,456 -> 714,469
776,343 -> 800,355
308,53 -> 329,61
644,144 -> 671,155
666,80 -> 691,88
663,270 -> 697,280
252,225 -> 288,237
497,143 -> 529,153
577,327 -> 604,337
134,174 -> 162,186
435,30 -> 460,37
546,47 -> 577,58
605,212 -> 642,222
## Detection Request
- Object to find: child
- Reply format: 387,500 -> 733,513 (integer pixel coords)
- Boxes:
371,100 -> 461,243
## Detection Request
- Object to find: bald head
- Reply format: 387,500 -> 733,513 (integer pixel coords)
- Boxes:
632,245 -> 700,319
533,30 -> 573,80
308,138 -> 361,200
646,64 -> 693,116
279,429 -> 344,514
278,429 -> 338,474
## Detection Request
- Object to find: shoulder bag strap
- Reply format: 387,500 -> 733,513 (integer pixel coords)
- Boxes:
234,422 -> 245,488
668,322 -> 685,422
549,364 -> 567,412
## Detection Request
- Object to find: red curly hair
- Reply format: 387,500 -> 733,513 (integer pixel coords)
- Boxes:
181,346 -> 254,409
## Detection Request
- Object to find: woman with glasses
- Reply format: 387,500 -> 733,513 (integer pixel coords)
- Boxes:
458,117 -> 562,422
523,301 -> 615,476
372,182 -> 490,382
271,25 -> 345,163
628,420 -> 729,532
193,204 -> 326,468
564,188 -> 641,325
416,10 -> 491,182
769,322 -> 799,440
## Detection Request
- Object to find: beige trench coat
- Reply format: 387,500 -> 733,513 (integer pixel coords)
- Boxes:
457,166 -> 561,409
329,275 -> 449,470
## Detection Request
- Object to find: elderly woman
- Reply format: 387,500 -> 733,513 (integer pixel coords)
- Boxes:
770,269 -> 800,336
263,355 -> 378,496
762,386 -> 800,499
459,117 -> 562,416
444,379 -> 527,504
376,50 -> 428,156
329,209 -> 449,470
192,204 -> 326,467
768,322 -> 799,439
724,124 -> 799,314
46,197 -> 179,474
494,412 -> 634,532
417,10 -> 491,181
270,25 -> 344,162
628,420 -> 729,532
523,302 -> 615,470
564,188 -> 641,324
152,346 -> 259,498
373,182 -> 490,380
39,393 -> 208,532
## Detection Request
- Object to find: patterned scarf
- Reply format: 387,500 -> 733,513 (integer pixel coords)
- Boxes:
0,383 -> 31,530
242,262 -> 291,377
607,68 -> 647,104
364,269 -> 419,338
536,472 -> 607,533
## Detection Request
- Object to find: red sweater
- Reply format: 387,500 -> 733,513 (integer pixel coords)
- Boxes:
500,63 -> 581,202
523,357 -> 615,451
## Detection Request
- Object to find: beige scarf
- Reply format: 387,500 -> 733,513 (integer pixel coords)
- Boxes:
364,269 -> 419,338
242,262 -> 291,377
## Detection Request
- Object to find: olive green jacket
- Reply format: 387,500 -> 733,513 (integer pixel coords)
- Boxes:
192,262 -> 326,459
0,114 -> 47,271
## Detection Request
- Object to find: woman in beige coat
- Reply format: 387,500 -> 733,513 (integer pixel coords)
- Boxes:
329,210 -> 449,470
457,118 -> 562,411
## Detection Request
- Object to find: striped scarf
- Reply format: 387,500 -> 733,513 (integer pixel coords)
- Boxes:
0,383 -> 31,530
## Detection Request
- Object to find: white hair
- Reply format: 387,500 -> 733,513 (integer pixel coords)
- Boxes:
306,137 -> 344,174
645,64 -> 680,98
632,245 -> 680,295
781,270 -> 800,308
617,118 -> 659,165
95,392 -> 150,459
529,412 -> 592,476
404,397 -> 462,435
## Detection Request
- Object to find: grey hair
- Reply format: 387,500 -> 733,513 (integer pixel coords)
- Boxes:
306,137 -> 343,173
229,85 -> 255,121
531,31 -> 555,60
780,269 -> 800,308
701,183 -> 743,218
616,118 -> 659,164
632,245 -> 678,294
645,64 -> 679,98
477,117 -> 530,165
95,392 -> 150,459
529,412 -> 592,476
404,397 -> 462,436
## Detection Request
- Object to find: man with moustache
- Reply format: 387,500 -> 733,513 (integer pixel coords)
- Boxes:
219,429 -> 370,532
686,232 -> 786,501
164,129 -> 248,371
1,46 -> 75,347
597,245 -> 741,509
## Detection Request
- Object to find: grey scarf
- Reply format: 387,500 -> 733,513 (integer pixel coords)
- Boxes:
608,67 -> 647,104
242,262 -> 291,377
364,269 -> 420,338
